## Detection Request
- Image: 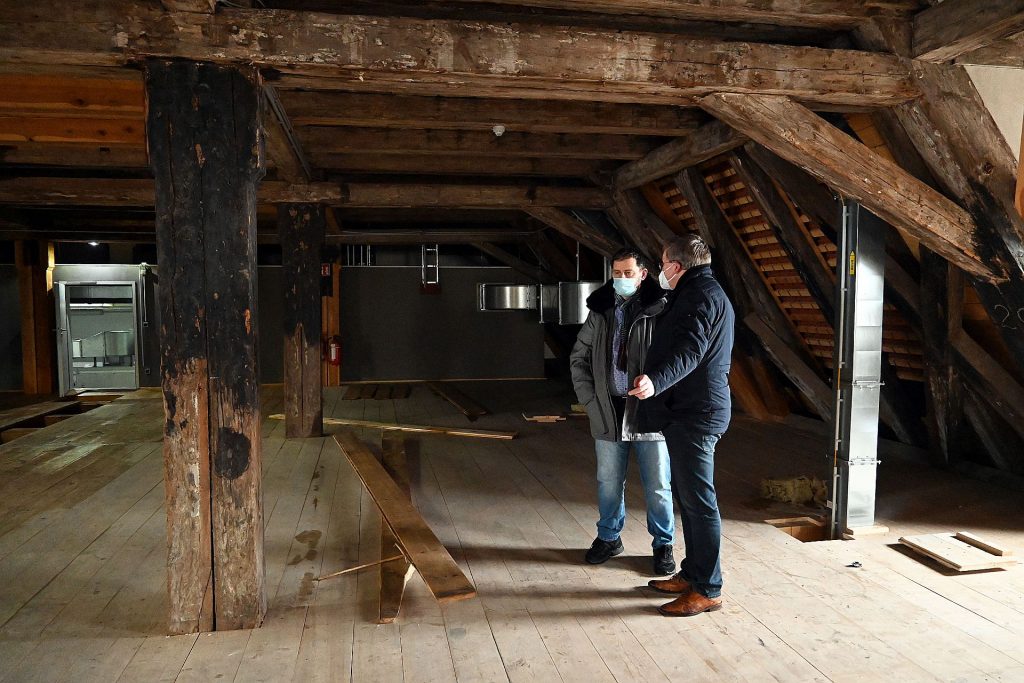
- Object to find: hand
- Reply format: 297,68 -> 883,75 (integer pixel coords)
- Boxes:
628,374 -> 654,400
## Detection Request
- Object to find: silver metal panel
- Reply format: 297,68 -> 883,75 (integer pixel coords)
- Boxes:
538,285 -> 560,324
829,201 -> 886,537
477,283 -> 537,311
557,281 -> 601,325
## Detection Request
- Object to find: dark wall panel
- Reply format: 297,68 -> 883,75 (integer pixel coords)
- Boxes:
0,265 -> 22,390
339,267 -> 543,381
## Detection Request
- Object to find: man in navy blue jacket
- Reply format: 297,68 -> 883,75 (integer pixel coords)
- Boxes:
629,233 -> 735,617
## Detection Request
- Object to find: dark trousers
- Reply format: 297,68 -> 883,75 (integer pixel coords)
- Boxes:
663,426 -> 723,598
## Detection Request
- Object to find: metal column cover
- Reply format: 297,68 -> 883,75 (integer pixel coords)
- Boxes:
829,201 -> 886,537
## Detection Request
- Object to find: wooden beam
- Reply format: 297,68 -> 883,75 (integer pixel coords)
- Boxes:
607,189 -> 675,263
0,70 -> 144,118
425,381 -> 490,422
729,148 -> 835,325
263,84 -> 311,183
952,328 -> 1024,446
954,31 -> 1024,67
280,204 -> 324,439
0,6 -> 920,107
918,250 -> 965,467
147,59 -> 265,633
303,416 -> 515,440
0,144 -> 148,168
283,91 -> 701,136
524,207 -> 623,258
675,167 -> 815,364
334,432 -> 476,604
913,0 -> 1024,62
300,127 -> 655,161
14,240 -> 55,395
700,93 -> 994,282
378,433 -> 414,624
745,313 -> 833,420
742,144 -> 839,238
614,121 -> 745,190
449,0 -> 917,29
891,62 -> 1024,374
472,242 -> 555,284
0,116 -> 143,145
310,154 -> 612,179
0,178 -> 608,209
325,228 -> 538,245
528,233 -> 577,281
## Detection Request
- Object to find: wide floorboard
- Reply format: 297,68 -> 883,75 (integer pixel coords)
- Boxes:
1,381 -> 1023,682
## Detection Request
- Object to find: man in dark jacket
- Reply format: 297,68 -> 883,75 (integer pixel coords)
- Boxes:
570,248 -> 676,575
629,233 -> 735,616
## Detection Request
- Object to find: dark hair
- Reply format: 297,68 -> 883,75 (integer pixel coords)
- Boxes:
663,233 -> 711,269
611,247 -> 647,271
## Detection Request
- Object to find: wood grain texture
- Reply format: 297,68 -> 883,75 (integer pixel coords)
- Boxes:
700,93 -> 993,282
334,431 -> 476,604
913,0 -> 1024,62
615,121 -> 745,190
146,59 -> 265,633
280,204 -> 324,439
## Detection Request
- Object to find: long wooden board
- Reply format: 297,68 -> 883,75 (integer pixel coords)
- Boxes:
425,382 -> 489,422
334,432 -> 476,605
899,533 -> 1018,572
0,400 -> 80,432
269,414 -> 515,440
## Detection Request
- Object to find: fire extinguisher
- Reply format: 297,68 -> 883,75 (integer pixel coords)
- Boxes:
327,335 -> 342,366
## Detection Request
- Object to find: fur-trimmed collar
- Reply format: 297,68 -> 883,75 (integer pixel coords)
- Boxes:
585,275 -> 666,314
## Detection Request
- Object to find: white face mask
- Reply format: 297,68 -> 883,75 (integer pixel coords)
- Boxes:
658,269 -> 677,290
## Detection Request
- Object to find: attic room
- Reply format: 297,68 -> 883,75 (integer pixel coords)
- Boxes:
2,1 -> 1024,681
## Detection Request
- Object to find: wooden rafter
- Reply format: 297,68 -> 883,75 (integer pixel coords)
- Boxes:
0,178 -> 611,209
262,84 -> 312,183
472,242 -> 556,283
0,6 -> 920,107
283,91 -> 702,137
614,121 -> 746,190
913,0 -> 1024,63
700,93 -> 995,282
524,207 -> 622,258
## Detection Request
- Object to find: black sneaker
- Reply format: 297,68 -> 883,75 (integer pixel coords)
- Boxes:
653,545 -> 676,575
585,537 -> 624,564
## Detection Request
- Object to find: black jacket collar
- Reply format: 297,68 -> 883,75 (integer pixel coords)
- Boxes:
586,275 -> 665,314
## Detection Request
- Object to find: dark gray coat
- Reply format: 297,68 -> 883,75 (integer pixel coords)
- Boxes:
570,277 -> 666,442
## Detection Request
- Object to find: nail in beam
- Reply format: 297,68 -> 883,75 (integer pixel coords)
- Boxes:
146,59 -> 266,633
279,203 -> 325,438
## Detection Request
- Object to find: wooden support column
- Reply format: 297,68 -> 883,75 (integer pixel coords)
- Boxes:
14,240 -> 55,395
919,250 -> 965,467
146,59 -> 265,633
280,203 -> 324,438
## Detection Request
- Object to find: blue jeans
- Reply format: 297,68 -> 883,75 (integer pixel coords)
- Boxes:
595,439 -> 674,549
663,428 -> 722,598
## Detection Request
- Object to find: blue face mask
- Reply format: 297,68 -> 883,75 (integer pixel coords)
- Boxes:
612,277 -> 639,297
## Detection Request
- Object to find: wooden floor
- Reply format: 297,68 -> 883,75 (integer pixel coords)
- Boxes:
1,381 -> 1024,682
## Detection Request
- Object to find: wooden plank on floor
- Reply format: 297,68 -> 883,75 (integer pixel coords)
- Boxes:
274,414 -> 516,440
342,385 -> 362,400
379,432 -> 413,624
333,431 -> 477,605
358,385 -> 377,400
0,400 -> 80,431
392,384 -> 412,400
900,533 -> 1019,572
426,381 -> 489,421
374,384 -> 394,400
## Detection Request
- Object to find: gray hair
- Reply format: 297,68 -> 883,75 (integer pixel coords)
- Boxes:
664,233 -> 711,270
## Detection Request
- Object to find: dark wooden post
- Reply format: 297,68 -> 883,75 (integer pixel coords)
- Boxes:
146,59 -> 266,633
14,240 -> 55,395
279,203 -> 324,438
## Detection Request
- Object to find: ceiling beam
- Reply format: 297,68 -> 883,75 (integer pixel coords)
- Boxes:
0,178 -> 610,209
0,144 -> 148,168
472,242 -> 556,283
262,84 -> 312,182
312,154 -> 615,179
614,120 -> 745,190
326,229 -> 538,244
524,207 -> 623,258
457,0 -> 916,28
299,127 -> 656,161
913,0 -> 1024,62
283,91 -> 701,137
0,5 -> 919,107
699,93 -> 996,282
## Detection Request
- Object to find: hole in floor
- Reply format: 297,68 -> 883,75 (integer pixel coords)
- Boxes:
766,516 -> 830,542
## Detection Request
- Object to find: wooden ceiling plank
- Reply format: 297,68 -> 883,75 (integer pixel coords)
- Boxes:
913,0 -> 1024,62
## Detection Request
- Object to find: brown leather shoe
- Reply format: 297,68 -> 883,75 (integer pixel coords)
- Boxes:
658,592 -> 723,617
647,573 -> 694,595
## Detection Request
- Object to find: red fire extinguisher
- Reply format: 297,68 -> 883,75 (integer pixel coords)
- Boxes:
327,335 -> 342,366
